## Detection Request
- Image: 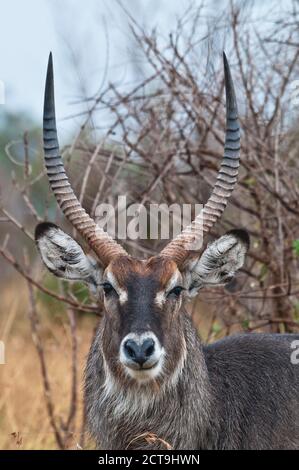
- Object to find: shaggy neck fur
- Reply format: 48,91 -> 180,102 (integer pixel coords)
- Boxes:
84,312 -> 215,450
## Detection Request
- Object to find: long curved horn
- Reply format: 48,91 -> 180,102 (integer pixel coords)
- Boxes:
161,52 -> 240,266
43,53 -> 128,266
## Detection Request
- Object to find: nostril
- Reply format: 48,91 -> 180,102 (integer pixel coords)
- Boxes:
142,338 -> 155,358
126,345 -> 136,358
145,344 -> 154,357
124,339 -> 138,359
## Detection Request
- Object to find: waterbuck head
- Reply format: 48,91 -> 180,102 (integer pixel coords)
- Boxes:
35,53 -> 249,386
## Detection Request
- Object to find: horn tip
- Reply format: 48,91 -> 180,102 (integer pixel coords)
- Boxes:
222,50 -> 231,81
44,52 -> 55,111
222,51 -> 229,72
222,51 -> 237,111
46,52 -> 53,76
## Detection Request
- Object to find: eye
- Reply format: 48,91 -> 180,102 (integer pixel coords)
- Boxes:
221,270 -> 229,277
101,282 -> 116,296
167,286 -> 185,298
220,270 -> 232,280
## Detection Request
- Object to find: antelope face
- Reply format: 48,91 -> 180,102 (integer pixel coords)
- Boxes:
101,256 -> 184,383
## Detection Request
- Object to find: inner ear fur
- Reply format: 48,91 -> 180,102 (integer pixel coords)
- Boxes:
183,229 -> 249,296
35,222 -> 103,292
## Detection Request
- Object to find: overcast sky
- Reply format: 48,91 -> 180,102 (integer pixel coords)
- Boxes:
0,0 -> 192,137
0,0 -> 286,140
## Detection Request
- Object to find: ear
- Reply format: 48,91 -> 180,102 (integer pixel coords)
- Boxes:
183,229 -> 249,297
35,222 -> 103,294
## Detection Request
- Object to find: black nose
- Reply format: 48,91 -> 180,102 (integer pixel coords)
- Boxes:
123,338 -> 155,366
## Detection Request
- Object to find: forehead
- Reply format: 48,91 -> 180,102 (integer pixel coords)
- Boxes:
105,256 -> 179,290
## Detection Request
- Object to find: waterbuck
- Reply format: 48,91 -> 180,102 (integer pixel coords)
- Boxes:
35,52 -> 299,449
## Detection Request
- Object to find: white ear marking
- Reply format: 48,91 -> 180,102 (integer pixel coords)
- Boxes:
35,223 -> 103,292
183,230 -> 249,297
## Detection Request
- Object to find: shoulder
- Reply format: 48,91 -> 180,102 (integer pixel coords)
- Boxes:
203,333 -> 299,374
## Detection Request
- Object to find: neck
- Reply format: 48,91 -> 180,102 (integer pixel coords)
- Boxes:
85,313 -> 215,449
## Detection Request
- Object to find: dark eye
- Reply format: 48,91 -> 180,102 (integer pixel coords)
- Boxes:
220,270 -> 233,281
167,286 -> 184,298
221,270 -> 229,277
101,282 -> 116,296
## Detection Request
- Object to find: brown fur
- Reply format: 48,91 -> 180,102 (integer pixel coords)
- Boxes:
101,255 -> 185,392
106,255 -> 178,288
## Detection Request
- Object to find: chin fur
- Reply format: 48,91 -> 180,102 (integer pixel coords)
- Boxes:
123,356 -> 165,383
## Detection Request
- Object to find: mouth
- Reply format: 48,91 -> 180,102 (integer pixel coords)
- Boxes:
126,360 -> 159,372
122,359 -> 163,382
119,332 -> 165,382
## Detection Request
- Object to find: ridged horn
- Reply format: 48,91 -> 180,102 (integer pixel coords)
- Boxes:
43,52 -> 128,266
161,52 -> 240,266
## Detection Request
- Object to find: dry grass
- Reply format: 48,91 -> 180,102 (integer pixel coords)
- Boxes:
0,277 -> 230,450
0,279 -> 97,450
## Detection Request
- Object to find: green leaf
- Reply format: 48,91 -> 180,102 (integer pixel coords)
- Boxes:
212,322 -> 222,334
293,302 -> 299,320
242,319 -> 250,330
243,177 -> 256,187
292,239 -> 299,256
70,282 -> 90,303
259,264 -> 268,281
